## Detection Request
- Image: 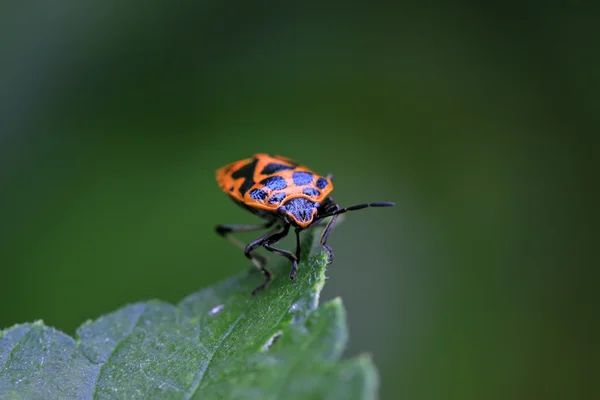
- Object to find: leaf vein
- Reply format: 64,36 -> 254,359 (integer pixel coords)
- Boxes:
183,315 -> 243,400
270,317 -> 323,400
0,326 -> 32,377
91,303 -> 147,400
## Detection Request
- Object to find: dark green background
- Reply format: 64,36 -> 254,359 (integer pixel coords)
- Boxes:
1,2 -> 596,399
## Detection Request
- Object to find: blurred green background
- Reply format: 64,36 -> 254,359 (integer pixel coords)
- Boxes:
1,1 -> 596,399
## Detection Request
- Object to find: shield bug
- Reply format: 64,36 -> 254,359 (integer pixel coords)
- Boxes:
216,153 -> 394,295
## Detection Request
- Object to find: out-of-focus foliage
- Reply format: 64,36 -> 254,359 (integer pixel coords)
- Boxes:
0,1 -> 596,399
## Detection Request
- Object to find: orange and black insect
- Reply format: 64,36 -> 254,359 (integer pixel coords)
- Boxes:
216,153 -> 394,295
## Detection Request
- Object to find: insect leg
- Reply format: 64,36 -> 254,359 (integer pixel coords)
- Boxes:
291,228 -> 302,280
241,226 -> 282,295
216,221 -> 275,265
320,213 -> 340,264
260,224 -> 300,281
216,222 -> 275,236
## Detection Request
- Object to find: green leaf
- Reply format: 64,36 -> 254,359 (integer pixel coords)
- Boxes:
0,229 -> 378,399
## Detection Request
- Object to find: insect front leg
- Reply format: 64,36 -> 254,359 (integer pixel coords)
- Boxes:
291,228 -> 302,280
320,213 -> 340,264
243,226 -> 282,295
260,224 -> 299,281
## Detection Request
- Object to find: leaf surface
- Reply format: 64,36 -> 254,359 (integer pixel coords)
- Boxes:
0,231 -> 377,399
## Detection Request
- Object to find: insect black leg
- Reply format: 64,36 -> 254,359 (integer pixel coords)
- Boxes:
244,225 -> 280,260
262,224 -> 299,281
247,224 -> 298,282
243,226 -> 281,295
250,267 -> 272,296
216,221 -> 275,266
320,213 -> 340,264
291,228 -> 302,280
216,222 -> 275,236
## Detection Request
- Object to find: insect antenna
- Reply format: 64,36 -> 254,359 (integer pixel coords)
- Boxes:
317,202 -> 395,220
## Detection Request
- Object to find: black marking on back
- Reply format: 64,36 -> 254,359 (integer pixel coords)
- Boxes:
315,177 -> 328,189
261,163 -> 295,175
260,175 -> 287,191
292,171 -> 313,186
249,188 -> 268,200
232,158 -> 259,196
283,197 -> 316,224
303,187 -> 320,197
268,192 -> 287,204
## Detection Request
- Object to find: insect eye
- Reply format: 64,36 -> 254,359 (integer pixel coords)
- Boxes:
277,207 -> 287,215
